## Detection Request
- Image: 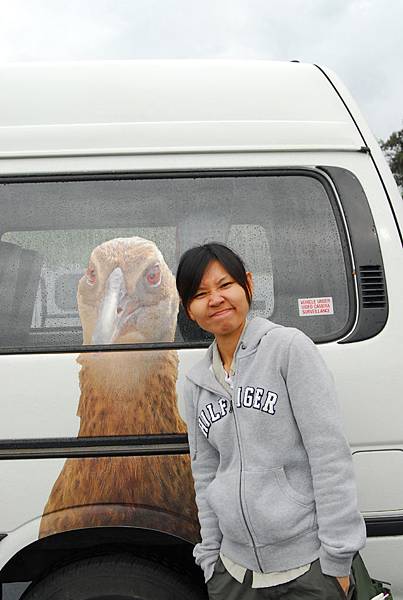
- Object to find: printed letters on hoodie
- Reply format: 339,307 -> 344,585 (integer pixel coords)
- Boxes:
198,386 -> 278,438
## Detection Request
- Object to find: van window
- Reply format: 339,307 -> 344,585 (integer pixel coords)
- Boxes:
0,172 -> 351,350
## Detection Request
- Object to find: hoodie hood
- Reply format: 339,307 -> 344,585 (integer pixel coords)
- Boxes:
186,317 -> 283,390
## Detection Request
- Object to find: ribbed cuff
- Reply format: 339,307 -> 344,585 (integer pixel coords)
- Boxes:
319,548 -> 353,577
193,544 -> 220,583
204,561 -> 216,583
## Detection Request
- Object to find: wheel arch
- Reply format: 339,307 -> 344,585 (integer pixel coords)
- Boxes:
0,526 -> 201,585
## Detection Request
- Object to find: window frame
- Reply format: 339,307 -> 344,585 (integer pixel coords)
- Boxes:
0,167 -> 357,354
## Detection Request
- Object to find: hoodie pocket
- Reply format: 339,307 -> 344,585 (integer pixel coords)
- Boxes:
206,471 -> 249,545
243,467 -> 316,547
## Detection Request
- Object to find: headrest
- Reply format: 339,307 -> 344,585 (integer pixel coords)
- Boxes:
0,241 -> 44,347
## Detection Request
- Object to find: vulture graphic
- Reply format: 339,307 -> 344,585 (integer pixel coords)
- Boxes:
39,237 -> 198,541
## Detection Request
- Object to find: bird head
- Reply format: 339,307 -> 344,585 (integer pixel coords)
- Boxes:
77,237 -> 179,345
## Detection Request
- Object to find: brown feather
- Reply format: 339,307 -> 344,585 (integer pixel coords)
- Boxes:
40,238 -> 199,541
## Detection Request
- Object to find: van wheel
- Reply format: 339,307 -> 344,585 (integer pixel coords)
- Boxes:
21,553 -> 207,600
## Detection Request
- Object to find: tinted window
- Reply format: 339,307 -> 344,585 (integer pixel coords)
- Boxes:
0,172 -> 351,350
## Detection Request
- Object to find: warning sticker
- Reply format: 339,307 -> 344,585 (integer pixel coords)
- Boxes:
298,297 -> 334,317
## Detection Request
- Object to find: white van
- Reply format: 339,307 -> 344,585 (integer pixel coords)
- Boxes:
0,60 -> 402,599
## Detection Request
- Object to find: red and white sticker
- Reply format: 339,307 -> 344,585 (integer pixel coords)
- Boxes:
298,297 -> 334,317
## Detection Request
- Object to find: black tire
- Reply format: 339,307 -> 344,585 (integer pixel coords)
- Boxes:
20,553 -> 207,600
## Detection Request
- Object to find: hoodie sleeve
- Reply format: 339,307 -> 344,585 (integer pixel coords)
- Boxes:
285,331 -> 366,577
183,378 -> 222,583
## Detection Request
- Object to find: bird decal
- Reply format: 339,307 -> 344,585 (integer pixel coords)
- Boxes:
39,237 -> 198,541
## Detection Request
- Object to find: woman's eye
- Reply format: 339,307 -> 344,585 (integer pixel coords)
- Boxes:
86,266 -> 96,286
145,264 -> 161,287
193,292 -> 206,299
221,281 -> 233,288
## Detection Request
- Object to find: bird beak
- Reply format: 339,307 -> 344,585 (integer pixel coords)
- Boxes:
91,267 -> 128,345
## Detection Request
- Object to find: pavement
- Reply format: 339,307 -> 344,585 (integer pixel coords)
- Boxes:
2,583 -> 30,599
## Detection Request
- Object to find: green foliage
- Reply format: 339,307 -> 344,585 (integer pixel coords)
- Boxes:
381,127 -> 403,190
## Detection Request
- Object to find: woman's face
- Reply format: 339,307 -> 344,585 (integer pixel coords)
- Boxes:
187,260 -> 253,338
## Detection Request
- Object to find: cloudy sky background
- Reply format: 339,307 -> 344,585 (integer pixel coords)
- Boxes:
1,0 -> 402,140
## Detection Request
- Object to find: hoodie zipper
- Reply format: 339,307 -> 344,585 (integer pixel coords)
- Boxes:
194,377 -> 263,570
190,342 -> 264,571
231,355 -> 264,573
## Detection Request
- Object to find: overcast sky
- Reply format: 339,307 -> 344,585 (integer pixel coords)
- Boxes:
1,0 -> 402,140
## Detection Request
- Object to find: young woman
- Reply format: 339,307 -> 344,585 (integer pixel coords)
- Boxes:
176,243 -> 366,600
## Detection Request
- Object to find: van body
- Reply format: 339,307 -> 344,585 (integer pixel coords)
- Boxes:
0,60 -> 402,599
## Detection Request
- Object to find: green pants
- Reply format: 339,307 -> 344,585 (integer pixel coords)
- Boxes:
207,558 -> 354,600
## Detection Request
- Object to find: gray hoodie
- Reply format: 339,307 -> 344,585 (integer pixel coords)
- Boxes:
184,317 -> 366,583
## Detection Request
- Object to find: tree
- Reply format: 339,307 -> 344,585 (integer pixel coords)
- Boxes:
381,127 -> 403,191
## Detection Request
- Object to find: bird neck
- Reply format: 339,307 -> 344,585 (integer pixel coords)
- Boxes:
76,350 -> 185,436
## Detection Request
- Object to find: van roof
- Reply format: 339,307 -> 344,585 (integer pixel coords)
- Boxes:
0,60 -> 364,157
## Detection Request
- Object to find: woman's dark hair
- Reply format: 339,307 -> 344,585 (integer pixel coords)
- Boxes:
176,243 -> 252,317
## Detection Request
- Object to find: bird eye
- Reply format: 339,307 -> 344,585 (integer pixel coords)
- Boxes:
86,265 -> 97,286
145,264 -> 161,287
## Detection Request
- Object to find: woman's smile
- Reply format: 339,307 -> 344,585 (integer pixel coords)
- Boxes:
210,307 -> 234,319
